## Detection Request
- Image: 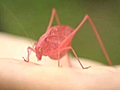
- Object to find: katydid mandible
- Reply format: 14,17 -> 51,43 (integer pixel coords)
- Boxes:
24,8 -> 113,69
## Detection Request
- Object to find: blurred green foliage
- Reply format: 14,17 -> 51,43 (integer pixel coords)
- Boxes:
0,0 -> 120,65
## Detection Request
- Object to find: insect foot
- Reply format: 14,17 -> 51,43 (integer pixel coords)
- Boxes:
22,57 -> 29,62
82,66 -> 91,69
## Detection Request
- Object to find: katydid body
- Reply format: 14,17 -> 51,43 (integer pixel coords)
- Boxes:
24,8 -> 112,69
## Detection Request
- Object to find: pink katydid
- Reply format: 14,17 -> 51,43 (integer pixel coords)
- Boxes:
24,8 -> 113,69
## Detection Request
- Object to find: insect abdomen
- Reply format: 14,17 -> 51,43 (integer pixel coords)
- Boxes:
42,25 -> 73,60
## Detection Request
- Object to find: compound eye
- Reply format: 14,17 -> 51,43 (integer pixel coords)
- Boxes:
39,48 -> 42,52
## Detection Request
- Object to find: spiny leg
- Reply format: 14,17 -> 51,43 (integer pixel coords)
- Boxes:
72,15 -> 112,66
47,8 -> 61,31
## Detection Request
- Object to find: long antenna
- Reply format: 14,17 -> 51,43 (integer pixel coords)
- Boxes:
2,4 -> 33,44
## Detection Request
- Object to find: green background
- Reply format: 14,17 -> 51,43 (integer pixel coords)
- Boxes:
0,0 -> 120,65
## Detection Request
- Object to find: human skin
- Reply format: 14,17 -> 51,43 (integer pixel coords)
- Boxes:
0,32 -> 120,90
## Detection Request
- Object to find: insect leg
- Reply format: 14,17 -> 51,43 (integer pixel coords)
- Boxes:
72,15 -> 112,66
69,46 -> 91,69
47,8 -> 61,31
57,46 -> 91,69
24,43 -> 36,62
57,52 -> 72,67
57,52 -> 62,67
66,53 -> 73,67
86,15 -> 113,66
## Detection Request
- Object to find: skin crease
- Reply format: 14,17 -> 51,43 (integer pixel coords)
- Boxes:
0,32 -> 120,90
